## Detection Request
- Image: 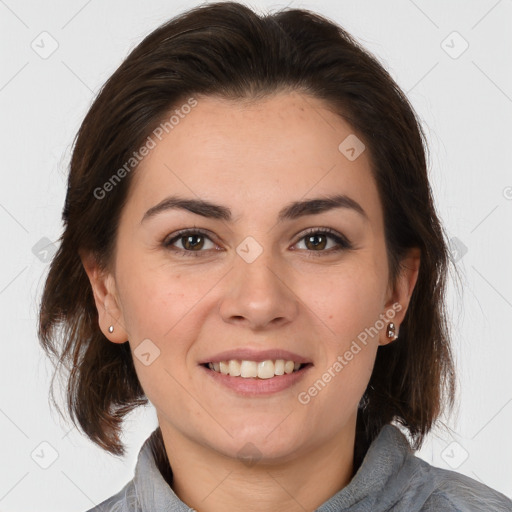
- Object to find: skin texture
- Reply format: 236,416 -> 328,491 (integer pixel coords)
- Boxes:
83,91 -> 420,512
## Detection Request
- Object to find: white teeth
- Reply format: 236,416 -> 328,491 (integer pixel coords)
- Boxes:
274,359 -> 285,375
207,359 -> 305,378
284,360 -> 295,374
240,360 -> 258,378
228,359 -> 241,376
257,360 -> 275,379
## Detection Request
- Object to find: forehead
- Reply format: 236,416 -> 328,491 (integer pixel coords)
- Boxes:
127,91 -> 382,225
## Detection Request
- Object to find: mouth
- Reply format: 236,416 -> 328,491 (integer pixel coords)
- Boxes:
201,359 -> 313,379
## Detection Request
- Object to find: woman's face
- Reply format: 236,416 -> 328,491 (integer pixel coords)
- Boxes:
93,91 -> 417,463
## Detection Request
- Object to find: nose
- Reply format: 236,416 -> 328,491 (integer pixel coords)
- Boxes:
218,249 -> 299,331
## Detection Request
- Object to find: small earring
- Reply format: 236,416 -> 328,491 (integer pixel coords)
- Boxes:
386,322 -> 398,340
108,325 -> 114,333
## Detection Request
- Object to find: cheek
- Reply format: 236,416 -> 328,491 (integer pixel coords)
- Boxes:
306,316 -> 379,412
296,330 -> 378,438
296,263 -> 385,343
116,267 -> 202,409
116,260 -> 208,341
294,265 -> 384,407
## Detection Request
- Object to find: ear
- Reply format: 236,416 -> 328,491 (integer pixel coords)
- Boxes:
80,250 -> 128,344
380,247 -> 421,346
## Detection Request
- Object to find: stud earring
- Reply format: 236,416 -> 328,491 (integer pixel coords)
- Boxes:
108,325 -> 114,333
386,322 -> 398,340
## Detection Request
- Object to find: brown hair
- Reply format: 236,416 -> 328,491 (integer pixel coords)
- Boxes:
38,1 -> 455,462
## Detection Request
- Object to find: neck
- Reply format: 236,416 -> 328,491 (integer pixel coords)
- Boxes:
152,416 -> 362,512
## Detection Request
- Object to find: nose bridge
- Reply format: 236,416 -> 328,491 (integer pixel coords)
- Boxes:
218,238 -> 298,328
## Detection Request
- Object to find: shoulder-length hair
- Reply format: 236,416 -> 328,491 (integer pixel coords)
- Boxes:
39,1 -> 455,458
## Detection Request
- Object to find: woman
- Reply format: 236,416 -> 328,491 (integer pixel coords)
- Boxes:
38,2 -> 512,511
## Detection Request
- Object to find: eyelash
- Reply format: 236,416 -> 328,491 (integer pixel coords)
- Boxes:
162,227 -> 353,258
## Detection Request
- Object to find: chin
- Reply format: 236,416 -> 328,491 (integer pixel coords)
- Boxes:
208,421 -> 307,465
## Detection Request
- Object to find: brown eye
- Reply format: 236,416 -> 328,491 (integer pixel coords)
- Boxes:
163,229 -> 216,257
180,233 -> 205,251
295,228 -> 353,255
304,233 -> 328,251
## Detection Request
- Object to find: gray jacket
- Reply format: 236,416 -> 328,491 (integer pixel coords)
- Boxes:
86,424 -> 512,511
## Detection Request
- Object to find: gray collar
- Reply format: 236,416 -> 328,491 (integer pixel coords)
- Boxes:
131,424 -> 414,511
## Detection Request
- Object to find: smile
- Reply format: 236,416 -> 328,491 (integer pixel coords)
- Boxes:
205,359 -> 309,379
200,360 -> 313,396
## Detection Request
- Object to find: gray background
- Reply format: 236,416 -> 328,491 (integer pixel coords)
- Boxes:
0,0 -> 511,510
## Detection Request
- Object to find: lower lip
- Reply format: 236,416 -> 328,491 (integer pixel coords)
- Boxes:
199,364 -> 313,396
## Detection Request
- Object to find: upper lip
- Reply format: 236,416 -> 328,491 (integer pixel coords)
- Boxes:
198,348 -> 312,365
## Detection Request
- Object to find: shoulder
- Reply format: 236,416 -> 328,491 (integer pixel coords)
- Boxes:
370,425 -> 512,511
411,455 -> 512,512
84,480 -> 141,512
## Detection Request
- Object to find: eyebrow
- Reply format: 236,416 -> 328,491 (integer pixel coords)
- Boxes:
141,194 -> 368,224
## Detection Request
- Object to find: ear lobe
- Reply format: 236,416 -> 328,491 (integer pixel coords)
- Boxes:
80,250 -> 128,344
380,247 -> 421,346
